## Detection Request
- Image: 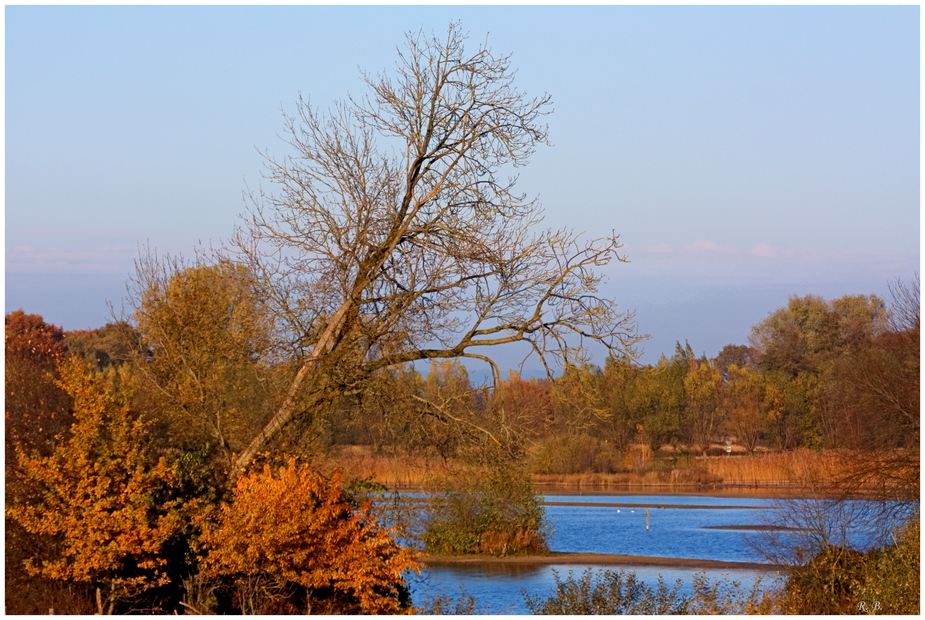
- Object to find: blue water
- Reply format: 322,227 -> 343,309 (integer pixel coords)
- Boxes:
407,494 -> 782,613
544,497 -> 769,563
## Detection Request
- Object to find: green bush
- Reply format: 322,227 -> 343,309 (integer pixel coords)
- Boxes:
417,588 -> 483,614
686,572 -> 783,614
423,462 -> 548,556
776,514 -> 920,615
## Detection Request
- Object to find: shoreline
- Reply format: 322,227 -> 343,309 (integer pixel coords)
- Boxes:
391,484 -> 860,502
422,551 -> 786,572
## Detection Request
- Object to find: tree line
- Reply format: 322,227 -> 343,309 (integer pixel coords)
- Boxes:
15,278 -> 918,473
325,282 -> 917,488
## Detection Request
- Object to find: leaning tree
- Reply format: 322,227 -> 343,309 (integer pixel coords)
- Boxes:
215,23 -> 643,476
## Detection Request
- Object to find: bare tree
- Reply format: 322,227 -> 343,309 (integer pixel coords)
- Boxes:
226,23 -> 643,477
886,272 -> 919,333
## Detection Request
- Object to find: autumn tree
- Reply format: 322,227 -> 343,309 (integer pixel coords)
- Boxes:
63,321 -> 143,370
5,311 -> 83,613
551,363 -> 608,433
222,23 -> 643,477
634,343 -> 692,453
531,363 -> 624,474
715,343 -> 756,379
417,359 -> 480,461
6,359 -> 192,613
129,255 -> 279,467
761,370 -> 813,450
490,370 -> 553,444
749,293 -> 890,450
197,459 -> 421,614
348,364 -> 424,454
820,274 -> 919,503
599,357 -> 642,453
750,293 -> 887,377
723,364 -> 775,454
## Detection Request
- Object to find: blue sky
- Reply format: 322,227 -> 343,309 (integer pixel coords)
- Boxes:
5,5 -> 920,367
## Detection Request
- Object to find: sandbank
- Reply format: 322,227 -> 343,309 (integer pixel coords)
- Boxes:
422,552 -> 786,571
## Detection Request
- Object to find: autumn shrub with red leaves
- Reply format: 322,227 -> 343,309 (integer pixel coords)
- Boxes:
5,310 -> 72,457
197,459 -> 421,614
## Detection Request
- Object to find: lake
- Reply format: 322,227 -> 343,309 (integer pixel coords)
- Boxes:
407,492 -> 788,614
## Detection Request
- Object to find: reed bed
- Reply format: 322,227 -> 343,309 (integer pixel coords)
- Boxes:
324,445 -> 893,494
701,449 -> 842,487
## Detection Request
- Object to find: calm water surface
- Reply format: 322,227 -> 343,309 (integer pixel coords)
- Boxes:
544,494 -> 769,563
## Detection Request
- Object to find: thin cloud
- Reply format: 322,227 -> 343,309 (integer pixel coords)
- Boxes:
631,240 -> 874,263
637,242 -> 676,254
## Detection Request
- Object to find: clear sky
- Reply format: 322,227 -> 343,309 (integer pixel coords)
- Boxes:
5,5 -> 920,367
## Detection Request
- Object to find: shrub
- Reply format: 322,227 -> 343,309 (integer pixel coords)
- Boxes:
197,459 -> 421,614
523,569 -> 783,615
781,545 -> 870,614
6,359 -> 191,613
423,462 -> 548,556
686,572 -> 783,614
417,588 -> 483,614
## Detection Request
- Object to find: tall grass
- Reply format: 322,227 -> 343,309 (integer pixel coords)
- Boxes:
703,450 -> 842,487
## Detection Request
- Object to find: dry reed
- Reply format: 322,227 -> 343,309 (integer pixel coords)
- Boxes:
323,445 -> 895,494
702,449 -> 842,487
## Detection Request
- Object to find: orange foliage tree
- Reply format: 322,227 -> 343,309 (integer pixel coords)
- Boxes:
197,459 -> 421,614
7,358 -> 190,613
